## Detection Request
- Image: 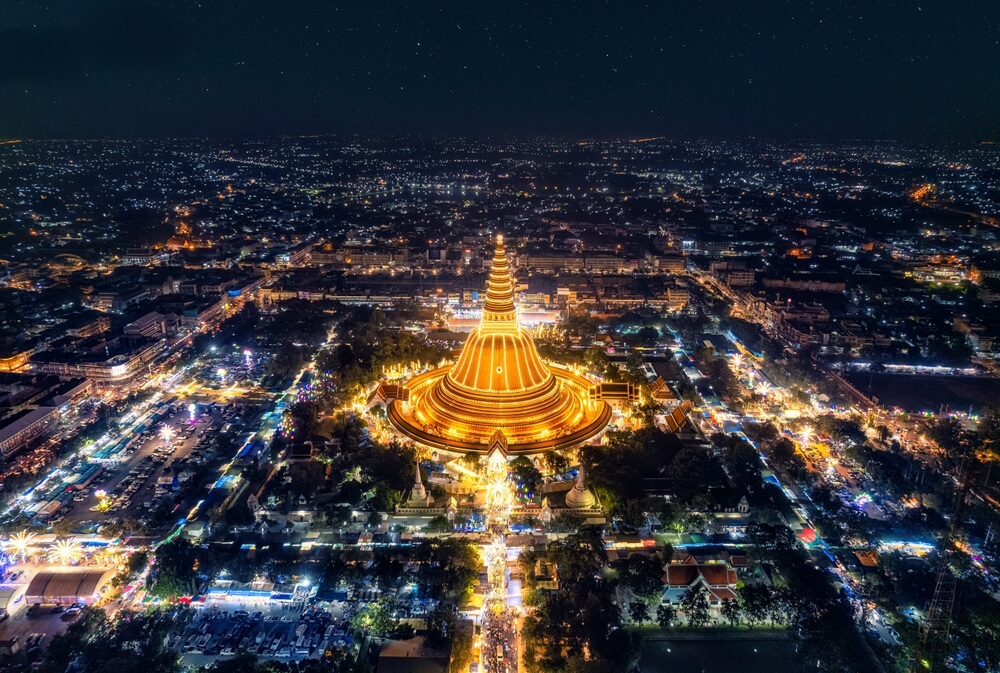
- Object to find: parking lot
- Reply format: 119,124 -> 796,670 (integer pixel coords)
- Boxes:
56,403 -> 235,531
174,601 -> 352,665
0,604 -> 79,666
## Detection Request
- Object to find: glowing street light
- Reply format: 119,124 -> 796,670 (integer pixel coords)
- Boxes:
5,530 -> 36,561
160,425 -> 175,445
800,426 -> 813,446
48,538 -> 83,565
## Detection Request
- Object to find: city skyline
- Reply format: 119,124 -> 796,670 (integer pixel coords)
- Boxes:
1,3 -> 999,672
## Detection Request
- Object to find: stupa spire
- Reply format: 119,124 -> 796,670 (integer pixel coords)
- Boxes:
565,464 -> 597,509
481,234 -> 517,331
405,458 -> 431,507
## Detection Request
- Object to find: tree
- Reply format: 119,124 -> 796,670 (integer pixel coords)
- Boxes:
665,445 -> 725,503
629,600 -> 650,624
449,619 -> 474,673
721,597 -> 742,627
509,455 -> 543,501
770,437 -> 796,463
682,586 -> 711,627
150,538 -> 200,598
745,521 -> 796,565
288,400 -> 320,439
352,596 -> 397,637
518,549 -> 539,591
543,450 -> 569,475
580,427 -> 683,507
614,553 -> 664,600
979,406 -> 1000,446
413,538 -> 480,603
656,603 -> 675,628
738,583 -> 772,627
637,326 -> 660,346
425,603 -> 456,647
423,515 -> 451,533
625,350 -> 647,382
614,498 -> 650,531
112,550 -> 149,588
583,345 -> 611,373
724,439 -> 762,488
876,424 -> 891,444
742,420 -> 779,445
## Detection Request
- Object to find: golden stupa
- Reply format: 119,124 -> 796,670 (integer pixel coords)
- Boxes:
387,236 -> 611,455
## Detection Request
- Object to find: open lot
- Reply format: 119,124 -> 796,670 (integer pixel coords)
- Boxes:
845,372 -> 1000,414
175,601 -> 352,666
0,604 -> 79,665
57,404 -> 235,530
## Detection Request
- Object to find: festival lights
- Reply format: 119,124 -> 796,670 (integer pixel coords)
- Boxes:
48,538 -> 84,565
5,530 -> 36,561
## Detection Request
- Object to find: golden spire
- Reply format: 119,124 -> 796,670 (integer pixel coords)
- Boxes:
481,235 -> 517,331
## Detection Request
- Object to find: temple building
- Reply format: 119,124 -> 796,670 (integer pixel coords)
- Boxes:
386,236 -> 619,455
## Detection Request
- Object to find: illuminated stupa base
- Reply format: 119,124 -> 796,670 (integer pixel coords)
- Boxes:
387,364 -> 611,454
387,235 -> 611,455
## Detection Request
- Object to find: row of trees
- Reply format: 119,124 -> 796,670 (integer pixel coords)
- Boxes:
520,530 -> 642,672
150,538 -> 290,597
41,607 -> 182,673
637,583 -> 797,629
579,427 -> 727,529
314,304 -> 448,404
323,538 -> 480,605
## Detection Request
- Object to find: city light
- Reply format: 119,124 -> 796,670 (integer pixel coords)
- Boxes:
48,538 -> 84,565
5,530 -> 36,561
0,108 -> 996,673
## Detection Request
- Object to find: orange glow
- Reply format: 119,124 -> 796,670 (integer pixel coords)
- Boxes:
388,236 -> 610,454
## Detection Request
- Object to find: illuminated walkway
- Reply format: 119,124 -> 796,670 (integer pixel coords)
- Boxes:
479,455 -> 518,672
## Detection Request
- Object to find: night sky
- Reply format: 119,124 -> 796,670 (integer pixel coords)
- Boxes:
2,0 -> 998,140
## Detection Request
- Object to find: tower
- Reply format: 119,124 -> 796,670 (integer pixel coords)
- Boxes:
404,458 -> 432,508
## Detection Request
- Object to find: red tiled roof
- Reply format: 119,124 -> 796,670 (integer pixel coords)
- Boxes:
708,588 -> 736,603
664,563 -> 738,589
665,565 -> 699,586
728,554 -> 750,567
